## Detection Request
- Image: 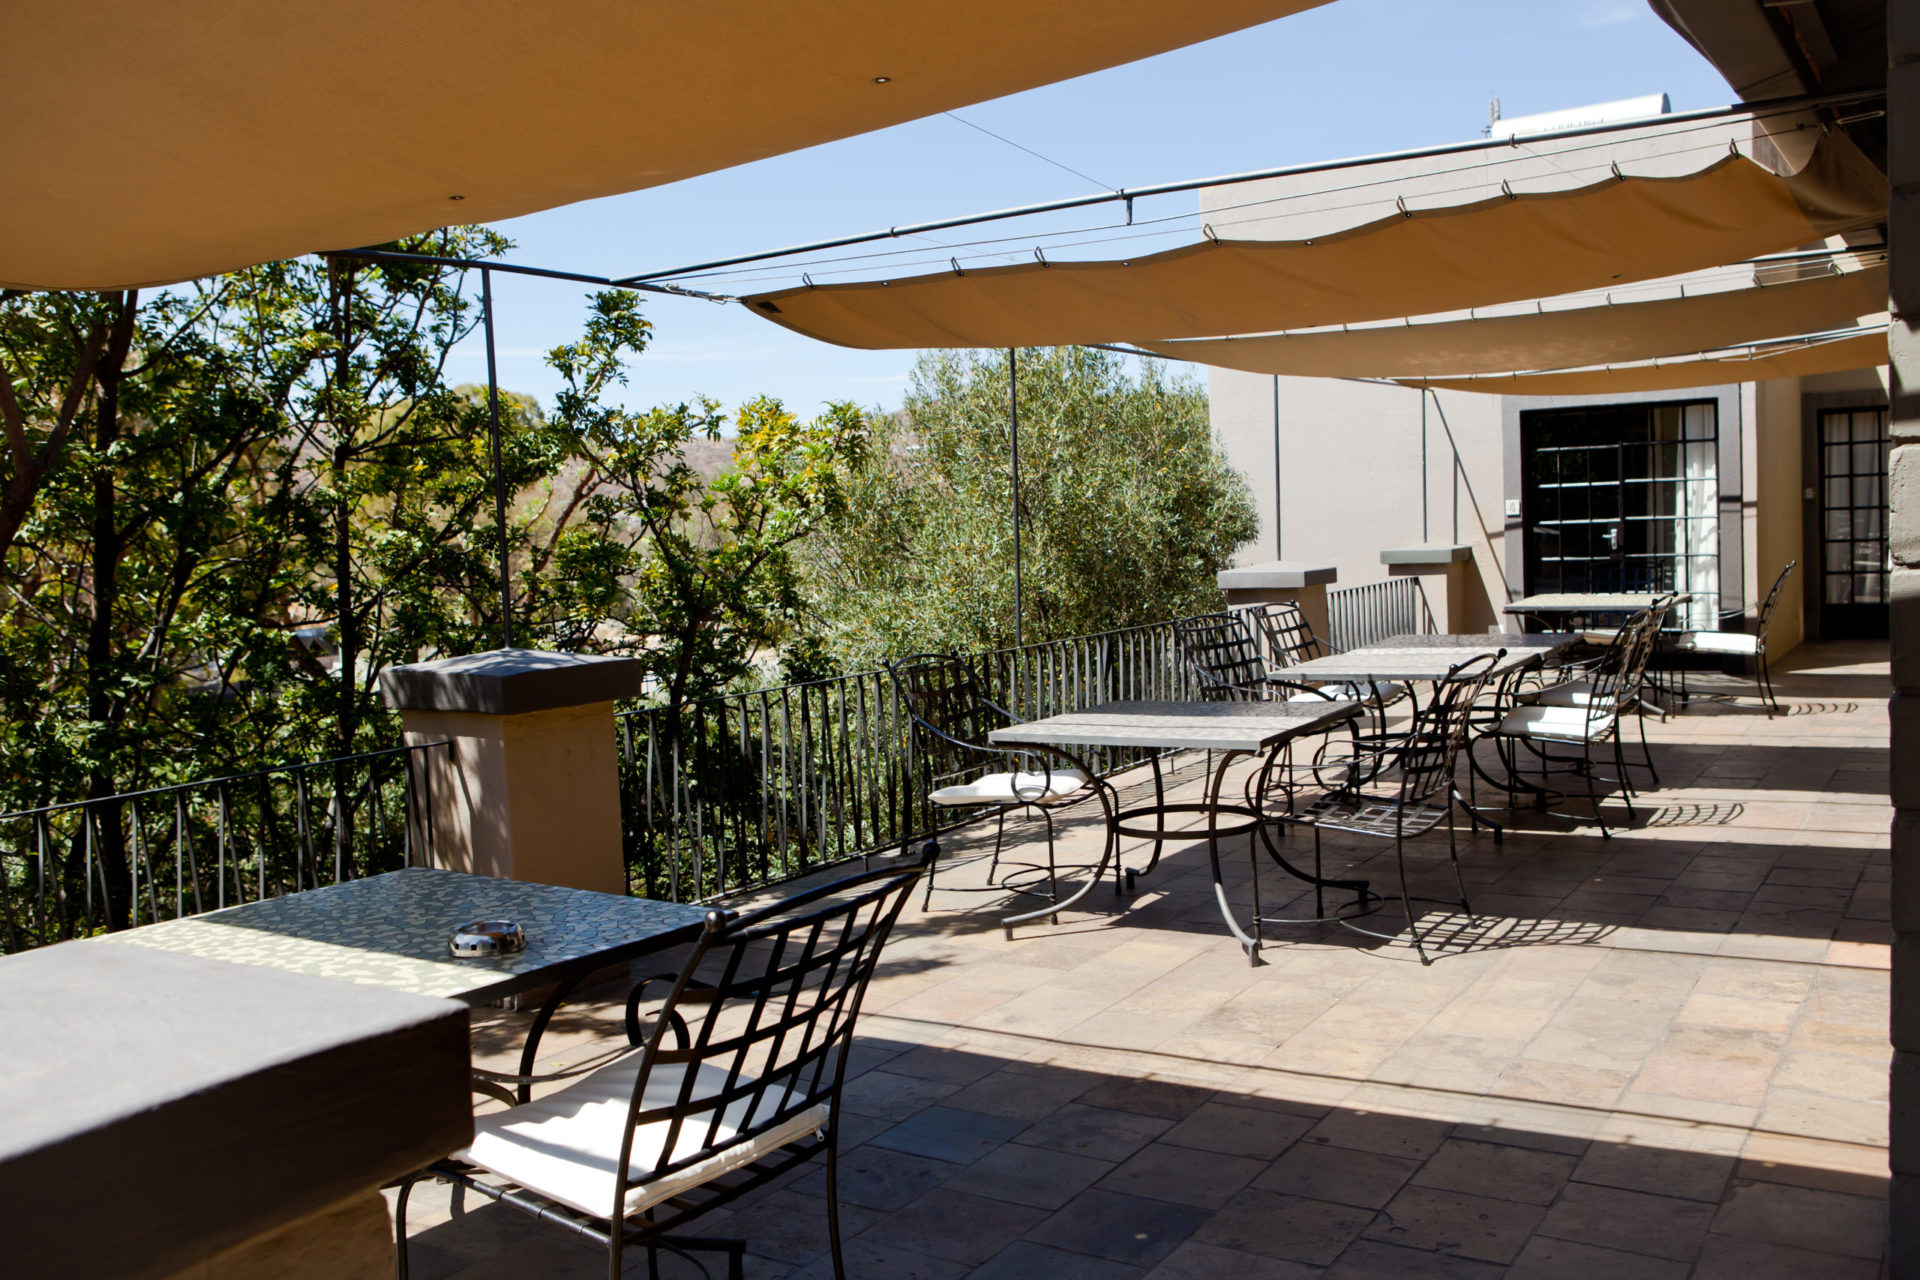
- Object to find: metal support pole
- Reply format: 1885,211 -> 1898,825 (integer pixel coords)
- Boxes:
1009,348 -> 1024,648
481,268 -> 515,650
1420,388 -> 1429,542
1273,375 -> 1284,559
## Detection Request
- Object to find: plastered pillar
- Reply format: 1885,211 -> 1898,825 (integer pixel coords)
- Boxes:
1889,8 -> 1918,1269
381,649 -> 644,895
1379,544 -> 1493,634
1217,561 -> 1337,642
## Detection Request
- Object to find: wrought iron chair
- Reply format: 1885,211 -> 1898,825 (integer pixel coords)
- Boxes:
1514,597 -> 1673,791
1175,610 -> 1349,705
887,653 -> 1097,914
394,857 -> 925,1280
1485,609 -> 1663,838
1174,611 -> 1355,806
1286,652 -> 1500,965
1677,561 -> 1795,717
1248,601 -> 1412,730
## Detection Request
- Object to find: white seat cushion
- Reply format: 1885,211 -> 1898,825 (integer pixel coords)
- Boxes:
1497,703 -> 1617,742
1579,629 -> 1620,646
462,1057 -> 828,1221
1521,681 -> 1620,711
1312,681 -> 1408,703
1679,631 -> 1760,656
928,768 -> 1088,806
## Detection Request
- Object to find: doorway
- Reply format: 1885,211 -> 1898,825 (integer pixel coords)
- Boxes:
1818,406 -> 1890,639
1520,401 -> 1720,630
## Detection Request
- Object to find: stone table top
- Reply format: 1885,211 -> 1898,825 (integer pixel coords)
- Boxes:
1504,592 -> 1694,613
102,867 -> 711,1004
1282,633 -> 1575,682
988,699 -> 1359,754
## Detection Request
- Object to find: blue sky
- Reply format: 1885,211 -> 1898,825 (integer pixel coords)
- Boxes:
452,0 -> 1732,424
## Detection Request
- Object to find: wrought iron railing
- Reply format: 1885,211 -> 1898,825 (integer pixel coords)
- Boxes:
0,741 -> 449,954
1327,578 -> 1433,650
617,620 -> 1206,903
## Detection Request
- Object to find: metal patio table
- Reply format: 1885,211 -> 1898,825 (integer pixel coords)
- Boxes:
989,698 -> 1361,961
1503,592 -> 1694,629
1282,632 -> 1579,842
105,867 -> 710,1100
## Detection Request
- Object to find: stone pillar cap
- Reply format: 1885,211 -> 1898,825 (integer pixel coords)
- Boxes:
1217,561 -> 1338,590
1380,544 -> 1473,566
380,648 -> 645,715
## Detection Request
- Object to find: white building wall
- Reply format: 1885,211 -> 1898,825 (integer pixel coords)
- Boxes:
1192,113 -> 1788,629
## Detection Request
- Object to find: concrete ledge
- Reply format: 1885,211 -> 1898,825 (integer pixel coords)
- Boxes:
382,647 -> 645,715
1380,543 -> 1473,566
0,942 -> 471,1279
1217,561 -> 1338,590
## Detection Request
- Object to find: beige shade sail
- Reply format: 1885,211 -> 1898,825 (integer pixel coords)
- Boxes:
1402,329 -> 1887,396
1136,261 -> 1888,378
745,139 -> 1886,349
0,0 -> 1324,292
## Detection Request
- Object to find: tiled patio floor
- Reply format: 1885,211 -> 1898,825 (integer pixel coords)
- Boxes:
392,641 -> 1892,1278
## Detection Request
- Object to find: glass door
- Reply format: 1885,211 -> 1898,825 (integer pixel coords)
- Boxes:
1521,401 -> 1719,629
1819,407 -> 1890,639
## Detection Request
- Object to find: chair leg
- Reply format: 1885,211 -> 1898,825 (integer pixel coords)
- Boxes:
1636,707 -> 1659,787
825,1137 -> 848,1280
1397,829 -> 1429,966
1612,737 -> 1638,818
1759,650 -> 1779,718
608,1219 -> 623,1280
1040,808 -> 1061,924
1585,742 -> 1611,840
1448,800 -> 1471,918
393,1174 -> 416,1280
989,808 -> 1007,880
921,837 -> 940,910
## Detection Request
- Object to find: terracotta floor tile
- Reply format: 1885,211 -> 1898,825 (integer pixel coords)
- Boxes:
945,1142 -> 1116,1211
1535,1182 -> 1714,1261
1687,1234 -> 1881,1280
1027,1189 -> 1213,1268
1159,1100 -> 1315,1160
1194,1187 -> 1374,1265
1366,1184 -> 1547,1263
1410,1138 -> 1577,1205
1319,1239 -> 1506,1279
1097,1142 -> 1267,1210
1572,1140 -> 1736,1203
1254,1142 -> 1421,1209
1141,1239 -> 1320,1279
1505,1235 -> 1690,1279
1709,1179 -> 1887,1258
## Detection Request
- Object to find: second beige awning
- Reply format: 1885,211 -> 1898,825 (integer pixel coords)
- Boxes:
1135,261 -> 1886,378
746,139 -> 1885,349
1400,329 -> 1887,396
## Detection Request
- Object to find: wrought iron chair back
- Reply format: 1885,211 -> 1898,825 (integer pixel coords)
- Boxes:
1390,651 -> 1500,810
613,861 -> 921,1211
1755,561 -> 1796,649
1249,601 -> 1329,668
1566,607 -> 1656,726
888,653 -> 1016,789
1174,612 -> 1271,701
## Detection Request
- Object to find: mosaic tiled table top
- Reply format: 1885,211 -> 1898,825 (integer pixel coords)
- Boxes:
102,868 -> 710,1004
990,699 -> 1359,754
1283,632 -> 1573,682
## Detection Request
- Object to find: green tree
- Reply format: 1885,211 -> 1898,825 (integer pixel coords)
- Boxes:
533,291 -> 871,716
799,346 -> 1256,670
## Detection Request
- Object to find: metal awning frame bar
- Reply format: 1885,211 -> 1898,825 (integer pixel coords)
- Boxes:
613,85 -> 1886,286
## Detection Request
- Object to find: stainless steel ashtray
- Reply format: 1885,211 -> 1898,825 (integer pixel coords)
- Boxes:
449,920 -> 527,958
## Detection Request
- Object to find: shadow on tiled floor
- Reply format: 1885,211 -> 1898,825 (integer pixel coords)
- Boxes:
397,642 -> 1891,1278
